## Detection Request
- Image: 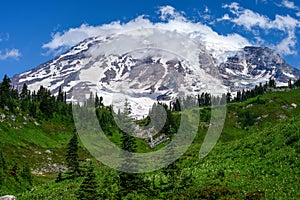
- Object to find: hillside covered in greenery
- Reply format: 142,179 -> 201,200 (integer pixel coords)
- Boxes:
0,75 -> 299,199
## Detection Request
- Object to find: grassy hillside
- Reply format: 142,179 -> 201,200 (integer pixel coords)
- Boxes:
1,89 -> 300,199
0,110 -> 91,195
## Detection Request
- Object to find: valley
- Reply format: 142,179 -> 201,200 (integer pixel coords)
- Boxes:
0,77 -> 299,199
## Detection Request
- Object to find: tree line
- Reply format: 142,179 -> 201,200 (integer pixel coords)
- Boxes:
0,75 -> 72,122
170,77 -> 300,110
1,74 -> 300,199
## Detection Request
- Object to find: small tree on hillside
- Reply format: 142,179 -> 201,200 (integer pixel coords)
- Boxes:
0,150 -> 6,186
20,83 -> 30,112
0,150 -> 7,170
294,77 -> 300,87
21,164 -> 33,186
0,75 -> 12,108
268,78 -> 276,88
76,162 -> 99,200
55,171 -> 63,183
66,130 -> 80,178
162,143 -> 179,190
226,92 -> 231,103
117,99 -> 143,193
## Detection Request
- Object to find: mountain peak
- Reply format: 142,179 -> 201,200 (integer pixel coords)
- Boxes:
11,34 -> 300,118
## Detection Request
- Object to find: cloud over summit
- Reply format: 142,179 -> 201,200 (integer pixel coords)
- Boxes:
43,4 -> 300,59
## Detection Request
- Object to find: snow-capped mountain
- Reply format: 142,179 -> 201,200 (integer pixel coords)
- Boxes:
218,46 -> 300,91
11,30 -> 300,118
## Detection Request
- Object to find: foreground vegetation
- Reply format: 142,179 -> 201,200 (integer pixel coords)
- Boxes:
0,75 -> 299,199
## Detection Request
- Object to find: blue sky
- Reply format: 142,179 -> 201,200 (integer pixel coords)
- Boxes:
0,0 -> 300,78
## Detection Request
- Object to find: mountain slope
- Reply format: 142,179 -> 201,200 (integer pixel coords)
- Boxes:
11,88 -> 300,199
11,32 -> 300,118
218,46 -> 300,90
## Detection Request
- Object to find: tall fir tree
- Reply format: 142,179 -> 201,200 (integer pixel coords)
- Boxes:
162,143 -> 179,191
0,149 -> 7,170
288,79 -> 293,89
294,77 -> 300,87
0,75 -> 12,108
21,164 -> 33,186
66,130 -> 80,178
0,149 -> 6,185
20,83 -> 30,112
55,171 -> 63,183
268,78 -> 276,88
76,162 -> 99,200
173,98 -> 181,111
118,99 -> 142,194
236,90 -> 242,102
56,86 -> 64,103
226,92 -> 231,103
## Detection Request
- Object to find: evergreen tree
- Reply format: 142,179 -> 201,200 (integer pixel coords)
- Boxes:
86,92 -> 94,107
66,130 -> 80,178
220,93 -> 226,105
268,78 -> 276,88
200,93 -> 205,106
118,99 -> 141,193
0,168 -> 4,186
95,94 -> 104,108
56,86 -> 64,103
10,87 -> 19,101
162,143 -> 179,191
162,104 -> 176,137
211,95 -> 220,105
294,77 -> 300,87
0,149 -> 7,185
20,83 -> 30,112
149,103 -> 165,133
204,93 -> 211,106
76,162 -> 99,200
226,92 -> 231,103
39,89 -> 55,118
55,171 -> 63,183
241,89 -> 246,101
173,98 -> 181,111
99,96 -> 103,107
95,93 -> 100,108
236,91 -> 242,102
258,82 -> 264,94
0,150 -> 6,170
288,79 -> 293,89
20,83 -> 29,100
0,75 -> 12,108
29,101 -> 38,118
21,164 -> 33,186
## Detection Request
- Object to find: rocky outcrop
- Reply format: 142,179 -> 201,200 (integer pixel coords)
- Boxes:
0,195 -> 16,200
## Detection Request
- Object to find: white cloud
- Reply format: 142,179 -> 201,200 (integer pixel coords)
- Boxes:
222,2 -> 270,30
158,5 -> 186,21
232,10 -> 270,30
43,6 -> 251,62
0,33 -> 9,42
276,31 -> 297,55
204,6 -> 210,13
0,49 -> 21,60
221,2 -> 300,55
0,33 -> 21,60
222,2 -> 240,13
43,16 -> 154,53
217,14 -> 231,21
271,14 -> 299,31
279,0 -> 299,10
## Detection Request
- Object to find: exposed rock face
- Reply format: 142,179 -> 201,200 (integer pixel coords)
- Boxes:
0,195 -> 16,200
218,46 -> 300,91
11,33 -> 300,118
